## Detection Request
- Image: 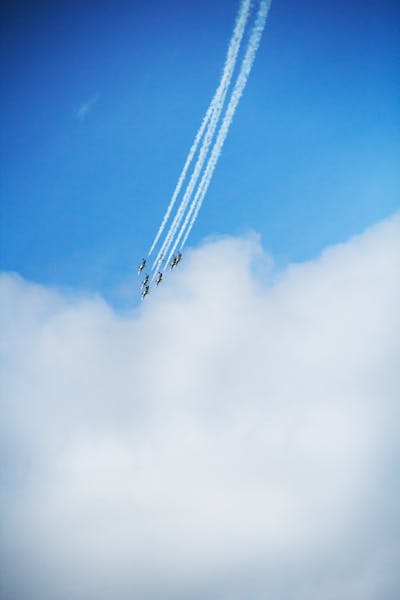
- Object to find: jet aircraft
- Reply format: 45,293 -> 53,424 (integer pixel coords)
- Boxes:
141,284 -> 150,300
138,258 -> 146,274
141,273 -> 149,287
156,272 -> 163,287
170,252 -> 182,270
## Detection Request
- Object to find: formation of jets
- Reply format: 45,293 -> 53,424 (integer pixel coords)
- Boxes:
138,253 -> 182,299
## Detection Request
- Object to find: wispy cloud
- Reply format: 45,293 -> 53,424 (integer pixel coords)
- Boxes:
75,93 -> 99,121
0,213 -> 399,599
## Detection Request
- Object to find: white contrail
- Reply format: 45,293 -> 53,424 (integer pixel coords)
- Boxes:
150,96 -> 219,274
151,0 -> 251,272
147,102 -> 213,257
168,0 -> 271,262
150,0 -> 252,273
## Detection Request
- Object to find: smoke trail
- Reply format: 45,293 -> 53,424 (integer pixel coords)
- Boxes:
168,0 -> 271,262
151,0 -> 251,271
150,96 -> 220,272
151,0 -> 252,272
147,103 -> 213,256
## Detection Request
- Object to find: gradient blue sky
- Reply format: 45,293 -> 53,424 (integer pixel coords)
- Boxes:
1,0 -> 398,303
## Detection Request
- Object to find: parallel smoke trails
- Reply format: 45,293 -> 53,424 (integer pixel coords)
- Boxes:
152,0 -> 251,272
147,103 -> 213,256
151,0 -> 252,273
170,0 -> 271,260
151,96 -> 220,273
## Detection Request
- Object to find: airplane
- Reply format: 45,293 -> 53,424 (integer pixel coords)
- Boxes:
170,251 -> 182,270
155,272 -> 163,287
138,258 -> 146,274
141,273 -> 149,287
141,284 -> 150,300
170,255 -> 178,270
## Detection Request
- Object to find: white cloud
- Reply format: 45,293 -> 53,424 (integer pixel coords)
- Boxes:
1,214 -> 399,599
75,94 -> 99,121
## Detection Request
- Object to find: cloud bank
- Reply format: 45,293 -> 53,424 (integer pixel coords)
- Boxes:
1,214 -> 399,599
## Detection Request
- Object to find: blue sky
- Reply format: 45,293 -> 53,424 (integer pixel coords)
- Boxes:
1,0 -> 398,302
